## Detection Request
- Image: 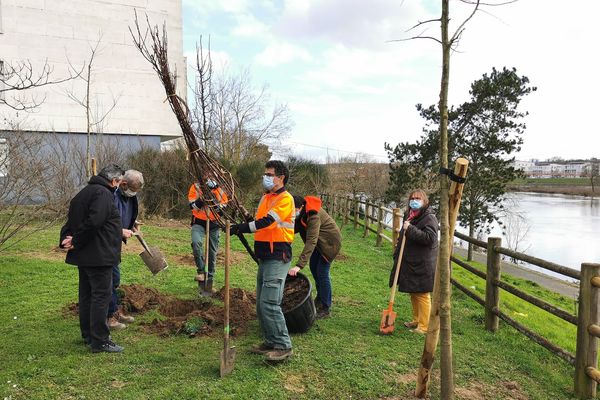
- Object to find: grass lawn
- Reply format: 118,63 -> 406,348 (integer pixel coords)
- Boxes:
0,220 -> 583,399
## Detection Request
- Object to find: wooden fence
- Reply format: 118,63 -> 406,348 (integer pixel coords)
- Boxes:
321,193 -> 600,399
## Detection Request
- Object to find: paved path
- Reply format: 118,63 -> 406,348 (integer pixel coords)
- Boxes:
453,247 -> 579,299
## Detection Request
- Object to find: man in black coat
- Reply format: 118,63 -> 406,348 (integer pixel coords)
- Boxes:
60,164 -> 125,353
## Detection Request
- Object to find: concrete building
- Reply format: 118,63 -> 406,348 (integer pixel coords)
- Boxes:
0,0 -> 186,152
514,159 -> 592,178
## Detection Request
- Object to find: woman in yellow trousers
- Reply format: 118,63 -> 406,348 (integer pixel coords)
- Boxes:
389,189 -> 439,334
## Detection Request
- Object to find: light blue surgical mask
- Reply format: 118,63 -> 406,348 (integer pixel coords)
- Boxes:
262,175 -> 275,191
409,199 -> 423,210
206,179 -> 217,189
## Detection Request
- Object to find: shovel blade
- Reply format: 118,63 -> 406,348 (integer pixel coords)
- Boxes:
379,309 -> 397,335
219,346 -> 237,377
140,246 -> 168,275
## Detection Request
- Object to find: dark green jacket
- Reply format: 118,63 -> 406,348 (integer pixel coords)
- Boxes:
294,196 -> 342,268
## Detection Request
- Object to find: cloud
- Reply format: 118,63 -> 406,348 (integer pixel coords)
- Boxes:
255,41 -> 312,67
276,0 -> 436,49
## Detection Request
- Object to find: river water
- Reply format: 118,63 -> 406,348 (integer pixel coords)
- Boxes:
459,192 -> 600,280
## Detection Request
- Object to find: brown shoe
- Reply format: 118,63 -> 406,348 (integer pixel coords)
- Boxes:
116,310 -> 135,324
250,342 -> 274,355
264,348 -> 293,362
404,321 -> 418,329
410,328 -> 427,335
107,316 -> 126,330
194,273 -> 206,282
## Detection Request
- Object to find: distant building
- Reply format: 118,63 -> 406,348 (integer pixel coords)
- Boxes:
0,0 -> 186,155
513,159 -> 592,178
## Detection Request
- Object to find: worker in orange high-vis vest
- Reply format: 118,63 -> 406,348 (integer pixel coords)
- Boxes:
230,160 -> 295,363
188,175 -> 228,293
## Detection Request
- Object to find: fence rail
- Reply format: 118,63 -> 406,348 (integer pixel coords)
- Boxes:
321,193 -> 599,400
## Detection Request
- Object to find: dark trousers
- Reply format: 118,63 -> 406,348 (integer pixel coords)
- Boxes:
78,266 -> 112,347
107,264 -> 121,317
309,250 -> 332,309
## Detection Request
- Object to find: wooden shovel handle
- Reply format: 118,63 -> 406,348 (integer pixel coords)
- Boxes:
224,221 -> 230,342
388,232 -> 407,307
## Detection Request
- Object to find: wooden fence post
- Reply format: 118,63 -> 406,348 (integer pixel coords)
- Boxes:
575,263 -> 600,399
375,203 -> 383,247
392,208 -> 401,245
343,196 -> 350,226
353,196 -> 359,229
332,194 -> 338,218
363,202 -> 370,237
485,237 -> 502,332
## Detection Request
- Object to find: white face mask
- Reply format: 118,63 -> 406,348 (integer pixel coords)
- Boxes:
123,188 -> 137,197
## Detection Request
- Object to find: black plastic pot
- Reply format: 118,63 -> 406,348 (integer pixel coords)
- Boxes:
283,273 -> 316,334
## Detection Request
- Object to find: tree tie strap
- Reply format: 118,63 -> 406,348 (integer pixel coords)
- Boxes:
439,167 -> 467,184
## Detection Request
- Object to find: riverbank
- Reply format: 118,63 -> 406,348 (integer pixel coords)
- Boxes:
453,247 -> 579,299
508,177 -> 598,196
508,184 -> 597,197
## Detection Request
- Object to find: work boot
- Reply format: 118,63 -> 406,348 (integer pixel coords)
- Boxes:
107,316 -> 126,330
194,273 -> 206,282
116,310 -> 135,324
403,321 -> 418,329
91,340 -> 124,353
316,308 -> 330,319
264,348 -> 293,362
410,328 -> 427,335
250,342 -> 274,355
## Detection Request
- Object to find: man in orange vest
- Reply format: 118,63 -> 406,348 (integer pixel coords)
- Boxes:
230,160 -> 295,362
188,173 -> 228,294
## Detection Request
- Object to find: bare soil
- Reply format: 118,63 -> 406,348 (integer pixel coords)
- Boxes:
62,284 -> 257,338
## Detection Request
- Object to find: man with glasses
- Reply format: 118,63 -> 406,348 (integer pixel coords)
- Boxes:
230,160 -> 295,362
107,169 -> 144,330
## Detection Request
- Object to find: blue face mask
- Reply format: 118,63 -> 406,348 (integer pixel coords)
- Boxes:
262,175 -> 275,191
206,179 -> 217,189
409,199 -> 423,210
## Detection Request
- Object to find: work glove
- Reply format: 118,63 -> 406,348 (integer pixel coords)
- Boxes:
229,223 -> 249,236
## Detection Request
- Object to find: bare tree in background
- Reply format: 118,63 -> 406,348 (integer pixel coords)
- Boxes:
193,63 -> 292,164
66,34 -> 121,179
0,59 -> 81,111
192,35 -> 213,151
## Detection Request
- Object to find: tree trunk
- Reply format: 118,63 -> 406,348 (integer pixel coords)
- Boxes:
437,1 -> 454,398
467,219 -> 474,261
85,63 -> 91,181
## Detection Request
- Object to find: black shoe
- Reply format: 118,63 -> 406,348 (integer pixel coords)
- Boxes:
91,340 -> 124,353
82,337 -> 91,346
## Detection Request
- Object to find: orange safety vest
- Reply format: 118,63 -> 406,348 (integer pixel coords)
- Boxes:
188,183 -> 228,221
254,190 -> 295,253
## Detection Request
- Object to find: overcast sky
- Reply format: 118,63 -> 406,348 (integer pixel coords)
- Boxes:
181,0 -> 599,163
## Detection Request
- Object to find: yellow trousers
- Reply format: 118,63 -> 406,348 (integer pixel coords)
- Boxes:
409,292 -> 431,332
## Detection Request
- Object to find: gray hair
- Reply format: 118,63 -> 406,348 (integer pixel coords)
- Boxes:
99,164 -> 124,181
124,169 -> 144,188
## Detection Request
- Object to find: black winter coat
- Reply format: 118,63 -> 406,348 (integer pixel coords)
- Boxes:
59,175 -> 122,267
389,206 -> 438,293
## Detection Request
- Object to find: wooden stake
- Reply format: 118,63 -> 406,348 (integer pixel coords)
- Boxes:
415,157 -> 468,398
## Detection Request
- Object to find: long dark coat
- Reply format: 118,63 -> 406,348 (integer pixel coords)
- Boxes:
389,206 -> 439,293
59,175 -> 122,267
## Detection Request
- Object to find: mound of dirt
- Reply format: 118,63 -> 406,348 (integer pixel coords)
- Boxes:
121,284 -> 257,338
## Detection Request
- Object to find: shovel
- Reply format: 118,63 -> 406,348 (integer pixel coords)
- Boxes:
220,221 -> 236,377
379,232 -> 407,335
133,232 -> 168,275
